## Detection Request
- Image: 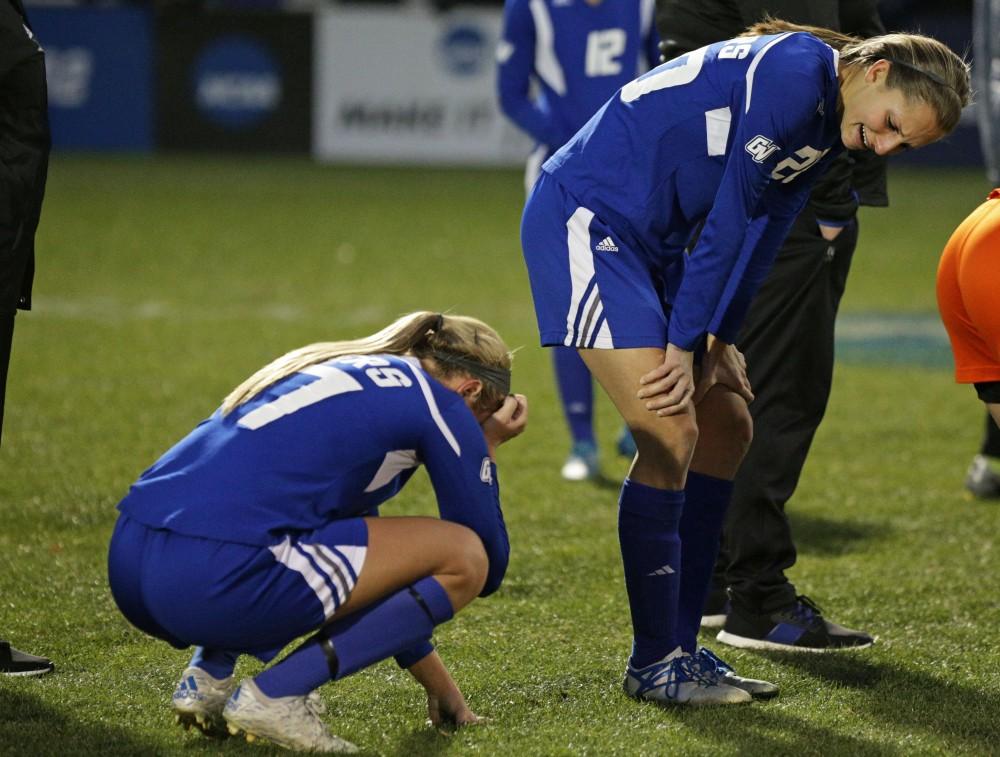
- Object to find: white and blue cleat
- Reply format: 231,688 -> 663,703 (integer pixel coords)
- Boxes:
224,677 -> 358,753
696,647 -> 779,699
623,647 -> 752,706
172,665 -> 237,738
561,441 -> 600,481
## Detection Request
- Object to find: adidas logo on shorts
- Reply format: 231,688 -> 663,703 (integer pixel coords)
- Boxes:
595,236 -> 619,252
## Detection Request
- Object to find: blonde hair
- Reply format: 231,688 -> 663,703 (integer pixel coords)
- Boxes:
221,311 -> 513,417
742,19 -> 971,134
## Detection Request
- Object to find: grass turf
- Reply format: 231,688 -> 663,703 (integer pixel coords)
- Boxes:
0,156 -> 997,755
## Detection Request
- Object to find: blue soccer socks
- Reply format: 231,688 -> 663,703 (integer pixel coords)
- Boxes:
254,576 -> 454,698
676,471 -> 733,652
618,479 -> 685,668
553,347 -> 595,445
189,647 -> 239,681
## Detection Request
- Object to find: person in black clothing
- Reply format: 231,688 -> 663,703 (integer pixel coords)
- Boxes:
655,0 -> 885,651
0,0 -> 54,676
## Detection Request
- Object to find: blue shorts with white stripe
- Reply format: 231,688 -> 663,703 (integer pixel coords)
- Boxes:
521,171 -> 673,350
108,514 -> 368,661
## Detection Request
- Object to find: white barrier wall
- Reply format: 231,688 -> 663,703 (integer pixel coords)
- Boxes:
314,6 -> 533,165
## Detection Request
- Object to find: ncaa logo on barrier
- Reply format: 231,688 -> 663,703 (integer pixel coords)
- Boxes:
192,35 -> 282,129
437,23 -> 489,77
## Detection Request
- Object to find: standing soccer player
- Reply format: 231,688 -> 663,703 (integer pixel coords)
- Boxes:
109,312 -> 527,751
0,0 -> 53,677
521,21 -> 969,704
497,0 -> 658,480
656,0 -> 886,652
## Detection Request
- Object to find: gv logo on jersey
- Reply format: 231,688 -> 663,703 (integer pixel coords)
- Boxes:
745,135 -> 780,163
480,457 -> 493,484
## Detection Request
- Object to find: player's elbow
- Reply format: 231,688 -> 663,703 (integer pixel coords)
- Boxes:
478,538 -> 510,598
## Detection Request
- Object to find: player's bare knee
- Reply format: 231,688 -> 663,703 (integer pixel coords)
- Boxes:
630,414 -> 698,462
442,523 -> 488,606
730,404 -> 753,456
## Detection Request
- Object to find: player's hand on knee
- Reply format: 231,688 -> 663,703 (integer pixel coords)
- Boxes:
693,340 -> 753,405
482,393 -> 528,453
638,345 -> 695,416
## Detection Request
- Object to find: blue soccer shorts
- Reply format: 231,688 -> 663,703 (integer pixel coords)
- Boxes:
108,514 -> 368,661
521,172 -> 671,350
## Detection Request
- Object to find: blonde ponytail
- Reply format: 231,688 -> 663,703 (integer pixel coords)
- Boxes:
221,312 -> 513,416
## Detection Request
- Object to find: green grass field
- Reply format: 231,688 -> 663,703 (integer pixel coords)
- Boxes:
0,156 -> 997,755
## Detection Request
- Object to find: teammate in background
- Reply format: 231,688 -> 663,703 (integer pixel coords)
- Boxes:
963,0 -> 1000,500
937,191 -> 1000,437
497,0 -> 657,480
521,21 -> 969,704
0,0 -> 53,677
108,312 -> 527,752
656,0 -> 885,652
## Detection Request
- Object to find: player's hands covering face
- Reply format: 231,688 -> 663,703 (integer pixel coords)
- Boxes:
481,394 -> 528,456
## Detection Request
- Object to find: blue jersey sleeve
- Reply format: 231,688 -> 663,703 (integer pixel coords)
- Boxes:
708,184 -> 810,343
668,38 -> 830,350
497,0 -> 570,149
421,401 -> 510,597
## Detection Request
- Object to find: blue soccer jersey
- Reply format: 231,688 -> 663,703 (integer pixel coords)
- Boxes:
497,0 -> 659,153
542,31 -> 844,350
117,354 -> 510,595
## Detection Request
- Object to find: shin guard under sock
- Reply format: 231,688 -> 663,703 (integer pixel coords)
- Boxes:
676,471 -> 734,652
618,479 -> 684,668
255,576 -> 453,698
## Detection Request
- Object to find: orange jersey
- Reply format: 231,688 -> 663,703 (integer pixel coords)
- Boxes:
936,189 -> 1000,384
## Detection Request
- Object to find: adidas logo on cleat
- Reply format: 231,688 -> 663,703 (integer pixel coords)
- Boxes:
595,236 -> 618,252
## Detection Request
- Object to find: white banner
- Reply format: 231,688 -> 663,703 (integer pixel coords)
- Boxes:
314,7 -> 533,165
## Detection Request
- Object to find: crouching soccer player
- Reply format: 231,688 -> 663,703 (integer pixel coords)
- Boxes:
107,312 -> 527,752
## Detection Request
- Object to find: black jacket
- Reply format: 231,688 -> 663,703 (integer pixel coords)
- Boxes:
655,0 -> 889,221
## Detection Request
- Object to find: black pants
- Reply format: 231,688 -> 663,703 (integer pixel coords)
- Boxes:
714,210 -> 860,613
0,220 -> 33,444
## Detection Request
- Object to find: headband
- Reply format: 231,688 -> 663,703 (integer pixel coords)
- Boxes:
430,350 -> 512,396
885,57 -> 953,90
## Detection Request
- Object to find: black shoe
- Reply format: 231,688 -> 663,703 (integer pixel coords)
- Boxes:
716,596 -> 874,652
0,640 -> 55,676
700,586 -> 730,629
